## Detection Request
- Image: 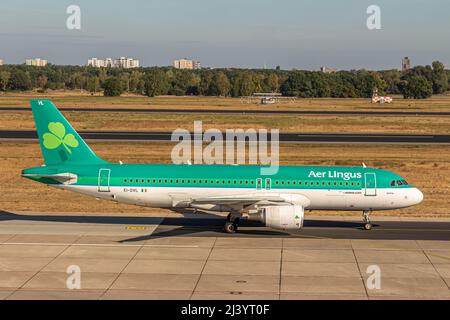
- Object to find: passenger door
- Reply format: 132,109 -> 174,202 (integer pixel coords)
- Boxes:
98,168 -> 111,192
364,172 -> 377,196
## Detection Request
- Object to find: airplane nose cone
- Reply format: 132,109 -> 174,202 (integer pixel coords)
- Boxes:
413,188 -> 424,205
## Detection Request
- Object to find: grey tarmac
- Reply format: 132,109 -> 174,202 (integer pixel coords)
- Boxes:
0,211 -> 450,300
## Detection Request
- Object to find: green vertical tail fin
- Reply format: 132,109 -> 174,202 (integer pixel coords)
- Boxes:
30,100 -> 108,165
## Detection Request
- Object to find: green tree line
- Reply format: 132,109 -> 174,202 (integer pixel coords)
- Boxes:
0,62 -> 448,99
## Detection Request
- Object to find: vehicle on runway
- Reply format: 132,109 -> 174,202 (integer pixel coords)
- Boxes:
22,100 -> 424,233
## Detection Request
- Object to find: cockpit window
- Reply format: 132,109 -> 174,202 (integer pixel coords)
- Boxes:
396,180 -> 410,186
391,179 -> 409,187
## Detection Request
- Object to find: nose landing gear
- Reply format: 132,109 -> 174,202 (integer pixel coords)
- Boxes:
363,210 -> 372,230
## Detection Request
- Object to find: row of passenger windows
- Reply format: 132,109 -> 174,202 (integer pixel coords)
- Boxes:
124,178 -> 256,185
391,180 -> 409,187
122,178 -> 361,187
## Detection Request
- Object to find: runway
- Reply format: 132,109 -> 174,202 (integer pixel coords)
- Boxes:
1,211 -> 450,300
2,130 -> 450,144
2,107 -> 450,117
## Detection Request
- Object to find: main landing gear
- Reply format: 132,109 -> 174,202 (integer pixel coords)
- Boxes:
363,210 -> 372,230
224,213 -> 240,234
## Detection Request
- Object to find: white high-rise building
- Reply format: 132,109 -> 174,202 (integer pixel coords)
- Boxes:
87,57 -> 139,68
25,58 -> 48,67
87,58 -> 106,68
0,59 -> 3,66
115,57 -> 140,68
105,58 -> 114,67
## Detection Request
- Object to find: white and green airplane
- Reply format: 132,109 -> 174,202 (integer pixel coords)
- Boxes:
22,100 -> 423,233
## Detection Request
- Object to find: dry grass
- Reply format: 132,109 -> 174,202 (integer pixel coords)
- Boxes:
1,92 -> 450,112
1,141 -> 449,217
2,93 -> 449,135
1,111 -> 450,135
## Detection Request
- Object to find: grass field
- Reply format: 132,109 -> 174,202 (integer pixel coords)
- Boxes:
1,92 -> 450,112
1,141 -> 449,217
2,111 -> 450,134
1,93 -> 450,134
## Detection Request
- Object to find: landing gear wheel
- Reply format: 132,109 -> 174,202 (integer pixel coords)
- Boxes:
224,222 -> 236,234
362,210 -> 372,231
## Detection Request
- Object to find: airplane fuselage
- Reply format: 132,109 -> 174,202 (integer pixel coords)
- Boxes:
23,164 -> 424,212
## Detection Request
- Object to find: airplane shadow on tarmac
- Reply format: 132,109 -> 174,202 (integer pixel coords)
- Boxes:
0,210 -> 367,242
7,210 -> 450,241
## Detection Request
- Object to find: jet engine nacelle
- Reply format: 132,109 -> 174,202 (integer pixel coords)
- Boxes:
251,205 -> 304,230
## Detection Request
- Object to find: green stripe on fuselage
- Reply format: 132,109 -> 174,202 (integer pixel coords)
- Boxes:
22,164 -> 413,189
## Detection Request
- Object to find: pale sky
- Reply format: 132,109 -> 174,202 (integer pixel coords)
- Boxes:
0,0 -> 449,69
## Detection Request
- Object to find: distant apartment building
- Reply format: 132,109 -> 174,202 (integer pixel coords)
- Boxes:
116,57 -> 140,68
87,58 -> 106,68
402,57 -> 411,71
25,58 -> 48,67
173,58 -> 201,70
104,58 -> 114,67
193,60 -> 201,69
87,57 -> 140,69
0,59 -> 3,66
320,66 -> 337,74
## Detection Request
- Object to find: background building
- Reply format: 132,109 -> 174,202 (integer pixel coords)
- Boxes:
0,59 -> 3,66
87,57 -> 139,68
116,57 -> 140,68
320,66 -> 337,74
25,58 -> 48,67
105,58 -> 114,67
193,60 -> 201,69
402,57 -> 411,71
87,58 -> 106,68
173,58 -> 201,70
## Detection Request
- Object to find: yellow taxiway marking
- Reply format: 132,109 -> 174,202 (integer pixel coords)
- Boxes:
125,226 -> 148,231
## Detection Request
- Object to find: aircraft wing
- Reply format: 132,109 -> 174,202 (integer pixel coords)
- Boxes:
191,193 -> 311,208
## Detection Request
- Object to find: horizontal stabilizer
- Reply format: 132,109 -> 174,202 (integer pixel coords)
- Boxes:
21,173 -> 78,184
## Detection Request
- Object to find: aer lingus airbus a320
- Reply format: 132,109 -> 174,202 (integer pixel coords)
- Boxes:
22,100 -> 423,233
